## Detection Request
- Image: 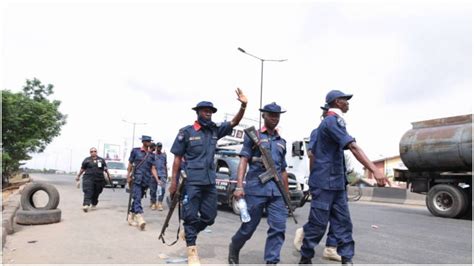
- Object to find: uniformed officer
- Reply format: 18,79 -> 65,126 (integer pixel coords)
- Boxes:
76,147 -> 111,212
294,104 -> 341,262
127,135 -> 160,230
299,90 -> 390,265
169,88 -> 247,265
155,142 -> 168,211
228,102 -> 289,265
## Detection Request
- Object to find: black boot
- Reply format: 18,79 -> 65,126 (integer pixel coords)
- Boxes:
228,242 -> 240,265
341,257 -> 353,265
299,256 -> 312,265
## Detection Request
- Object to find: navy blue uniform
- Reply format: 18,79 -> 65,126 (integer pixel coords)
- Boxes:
81,156 -> 108,206
149,152 -> 168,203
301,112 -> 355,260
230,128 -> 288,264
307,127 -> 338,248
128,147 -> 155,214
171,121 -> 233,246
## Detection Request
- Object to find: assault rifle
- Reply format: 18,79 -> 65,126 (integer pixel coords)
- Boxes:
126,166 -> 134,221
244,126 -> 298,224
158,170 -> 187,245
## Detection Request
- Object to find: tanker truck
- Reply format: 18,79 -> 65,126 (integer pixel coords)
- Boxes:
394,114 -> 472,218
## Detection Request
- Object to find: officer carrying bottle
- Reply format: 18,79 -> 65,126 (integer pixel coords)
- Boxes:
228,102 -> 290,265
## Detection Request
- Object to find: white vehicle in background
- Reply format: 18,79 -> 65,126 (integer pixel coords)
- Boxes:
286,138 -> 311,193
105,160 -> 128,188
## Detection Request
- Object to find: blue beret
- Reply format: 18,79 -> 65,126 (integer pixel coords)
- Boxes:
140,135 -> 153,142
192,101 -> 217,113
325,90 -> 353,104
259,102 -> 286,113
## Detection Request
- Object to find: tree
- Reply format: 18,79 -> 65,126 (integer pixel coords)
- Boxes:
2,78 -> 67,185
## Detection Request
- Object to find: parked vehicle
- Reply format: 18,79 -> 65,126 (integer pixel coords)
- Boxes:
394,114 -> 472,218
105,161 -> 127,188
214,149 -> 304,215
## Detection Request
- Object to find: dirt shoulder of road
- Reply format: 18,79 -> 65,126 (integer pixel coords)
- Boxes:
2,175 -> 31,207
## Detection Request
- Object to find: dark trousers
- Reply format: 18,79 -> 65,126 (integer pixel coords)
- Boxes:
131,183 -> 148,214
149,178 -> 158,204
182,184 -> 217,246
158,178 -> 167,202
82,178 -> 105,206
231,195 -> 287,263
149,177 -> 167,203
300,189 -> 354,260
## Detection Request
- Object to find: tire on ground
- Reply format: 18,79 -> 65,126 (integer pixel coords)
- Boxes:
15,209 -> 62,225
21,182 -> 60,211
426,184 -> 467,218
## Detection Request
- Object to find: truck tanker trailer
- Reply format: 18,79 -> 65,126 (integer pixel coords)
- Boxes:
394,114 -> 472,218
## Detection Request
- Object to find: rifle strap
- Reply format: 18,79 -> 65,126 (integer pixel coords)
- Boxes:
134,151 -> 150,173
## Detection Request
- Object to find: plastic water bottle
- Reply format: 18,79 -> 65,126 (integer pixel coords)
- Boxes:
183,195 -> 189,205
157,184 -> 162,197
238,198 -> 251,223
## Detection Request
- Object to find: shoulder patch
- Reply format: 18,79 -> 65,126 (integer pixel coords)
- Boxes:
337,117 -> 346,128
177,130 -> 185,142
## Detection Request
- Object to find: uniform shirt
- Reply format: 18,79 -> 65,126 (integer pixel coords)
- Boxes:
81,156 -> 108,181
309,112 -> 355,190
128,147 -> 155,182
171,121 -> 233,185
240,128 -> 288,197
308,127 -> 319,155
154,152 -> 168,178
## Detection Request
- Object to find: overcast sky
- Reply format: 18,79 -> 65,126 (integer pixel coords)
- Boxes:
2,0 -> 472,173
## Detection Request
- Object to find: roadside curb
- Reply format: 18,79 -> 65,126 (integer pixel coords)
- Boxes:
2,180 -> 31,249
347,186 -> 425,206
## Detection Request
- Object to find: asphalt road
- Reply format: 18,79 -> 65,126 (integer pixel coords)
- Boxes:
2,174 -> 472,264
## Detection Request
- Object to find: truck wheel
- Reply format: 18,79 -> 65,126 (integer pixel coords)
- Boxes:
21,182 -> 60,211
15,209 -> 62,225
426,184 -> 467,218
231,196 -> 240,215
459,187 -> 472,219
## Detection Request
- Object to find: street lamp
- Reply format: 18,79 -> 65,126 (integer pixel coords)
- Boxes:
237,47 -> 287,128
122,119 -> 147,149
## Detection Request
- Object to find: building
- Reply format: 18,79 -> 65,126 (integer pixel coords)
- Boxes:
364,155 -> 406,179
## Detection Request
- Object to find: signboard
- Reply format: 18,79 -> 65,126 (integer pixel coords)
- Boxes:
103,144 -> 121,161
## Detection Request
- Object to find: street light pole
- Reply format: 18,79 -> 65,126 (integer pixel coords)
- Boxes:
122,119 -> 147,149
237,47 -> 287,129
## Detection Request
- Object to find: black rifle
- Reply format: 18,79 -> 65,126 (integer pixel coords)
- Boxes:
126,166 -> 135,221
105,173 -> 115,192
244,126 -> 298,224
158,170 -> 187,246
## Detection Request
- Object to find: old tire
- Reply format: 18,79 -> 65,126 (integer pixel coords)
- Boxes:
21,182 -> 60,211
426,184 -> 467,218
15,209 -> 61,225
